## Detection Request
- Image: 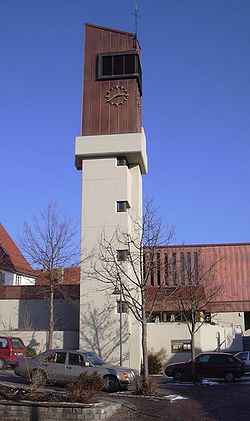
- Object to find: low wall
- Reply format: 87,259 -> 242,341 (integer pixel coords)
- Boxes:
0,400 -> 120,421
147,321 -> 243,365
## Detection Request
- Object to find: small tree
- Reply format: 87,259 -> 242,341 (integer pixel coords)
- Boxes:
167,252 -> 222,380
20,202 -> 79,349
90,199 -> 174,384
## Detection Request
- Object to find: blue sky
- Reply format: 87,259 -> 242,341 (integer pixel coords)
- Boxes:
1,0 -> 249,245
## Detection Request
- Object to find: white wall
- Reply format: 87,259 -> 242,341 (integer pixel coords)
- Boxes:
79,156 -> 142,368
147,320 -> 243,365
0,330 -> 78,353
212,312 -> 244,331
0,299 -> 79,331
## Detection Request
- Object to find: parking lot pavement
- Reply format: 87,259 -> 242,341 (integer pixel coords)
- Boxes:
152,373 -> 250,388
1,370 -> 250,421
0,369 -> 28,385
1,369 -> 250,390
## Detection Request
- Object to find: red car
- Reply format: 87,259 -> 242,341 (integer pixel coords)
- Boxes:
165,352 -> 245,382
0,336 -> 27,369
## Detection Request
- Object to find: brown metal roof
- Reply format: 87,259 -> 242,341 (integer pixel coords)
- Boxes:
146,243 -> 250,312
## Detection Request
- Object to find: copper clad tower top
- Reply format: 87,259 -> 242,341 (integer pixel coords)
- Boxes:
81,23 -> 142,136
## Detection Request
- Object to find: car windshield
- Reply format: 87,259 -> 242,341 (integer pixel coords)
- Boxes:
83,352 -> 105,366
11,338 -> 25,349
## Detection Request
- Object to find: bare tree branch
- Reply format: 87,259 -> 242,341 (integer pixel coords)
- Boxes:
19,201 -> 80,349
88,199 -> 174,381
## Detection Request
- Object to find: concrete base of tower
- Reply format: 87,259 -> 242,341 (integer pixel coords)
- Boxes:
76,130 -> 147,371
75,129 -> 148,175
79,292 -> 142,370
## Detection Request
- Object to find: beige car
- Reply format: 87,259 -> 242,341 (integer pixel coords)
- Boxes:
14,348 -> 139,392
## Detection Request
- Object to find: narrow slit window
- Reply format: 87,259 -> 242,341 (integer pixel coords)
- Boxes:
172,253 -> 177,285
187,252 -> 191,284
164,253 -> 169,285
102,56 -> 112,76
117,250 -> 128,262
150,269 -> 154,286
117,157 -> 127,166
114,55 -> 123,75
116,201 -> 129,212
157,252 -> 161,286
125,54 -> 135,73
180,253 -> 185,285
194,252 -> 199,284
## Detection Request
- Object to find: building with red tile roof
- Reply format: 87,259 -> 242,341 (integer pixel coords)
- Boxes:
0,223 -> 35,286
0,222 -> 249,358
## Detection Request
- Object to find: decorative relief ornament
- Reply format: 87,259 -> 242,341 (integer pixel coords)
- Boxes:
137,93 -> 141,113
105,86 -> 129,107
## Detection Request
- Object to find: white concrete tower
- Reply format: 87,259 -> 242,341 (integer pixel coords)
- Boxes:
75,24 -> 147,369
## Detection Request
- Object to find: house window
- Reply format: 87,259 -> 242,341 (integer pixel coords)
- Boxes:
171,340 -> 191,353
97,52 -> 142,95
116,201 -> 129,213
117,250 -> 128,262
16,275 -> 22,285
0,272 -> 5,285
117,157 -> 127,166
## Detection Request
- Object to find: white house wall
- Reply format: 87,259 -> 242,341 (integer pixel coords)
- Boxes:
0,270 -> 35,286
147,320 -> 243,365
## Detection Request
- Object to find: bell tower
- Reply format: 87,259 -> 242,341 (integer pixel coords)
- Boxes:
75,24 -> 147,368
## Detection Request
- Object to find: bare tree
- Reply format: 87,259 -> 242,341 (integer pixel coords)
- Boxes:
166,251 -> 222,380
20,202 -> 79,349
90,199 -> 174,382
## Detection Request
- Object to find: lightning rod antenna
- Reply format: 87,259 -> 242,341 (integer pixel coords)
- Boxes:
132,0 -> 139,48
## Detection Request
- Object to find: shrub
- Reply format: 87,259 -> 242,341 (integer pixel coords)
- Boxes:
135,377 -> 157,396
148,348 -> 167,374
66,372 -> 104,404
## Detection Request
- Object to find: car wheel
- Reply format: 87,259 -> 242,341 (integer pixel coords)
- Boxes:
0,358 -> 6,370
104,375 -> 120,393
173,370 -> 183,382
31,369 -> 47,386
224,371 -> 235,383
